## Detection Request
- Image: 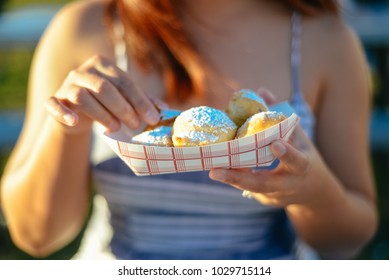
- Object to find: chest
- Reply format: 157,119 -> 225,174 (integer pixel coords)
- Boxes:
126,52 -> 319,112
108,22 -> 321,112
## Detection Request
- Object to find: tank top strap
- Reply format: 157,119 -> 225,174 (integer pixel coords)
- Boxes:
289,11 -> 316,141
290,11 -> 303,102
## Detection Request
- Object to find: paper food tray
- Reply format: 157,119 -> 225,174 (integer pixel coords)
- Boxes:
97,102 -> 300,176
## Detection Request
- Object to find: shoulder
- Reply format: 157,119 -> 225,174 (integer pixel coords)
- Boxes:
303,13 -> 359,44
303,13 -> 366,70
301,13 -> 369,101
39,0 -> 114,66
53,0 -> 109,31
54,0 -> 108,28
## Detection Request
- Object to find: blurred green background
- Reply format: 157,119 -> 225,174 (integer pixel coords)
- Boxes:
0,0 -> 388,260
3,0 -> 68,8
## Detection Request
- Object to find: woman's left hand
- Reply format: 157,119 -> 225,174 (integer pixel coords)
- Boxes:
209,89 -> 322,207
209,126 -> 320,207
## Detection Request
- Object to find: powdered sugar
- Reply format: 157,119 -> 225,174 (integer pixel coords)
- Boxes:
177,106 -> 236,134
131,126 -> 172,146
239,89 -> 267,104
160,109 -> 181,121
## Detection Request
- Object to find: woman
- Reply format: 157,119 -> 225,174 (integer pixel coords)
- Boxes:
0,0 -> 377,259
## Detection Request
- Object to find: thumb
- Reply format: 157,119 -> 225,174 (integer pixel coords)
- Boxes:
256,87 -> 277,105
270,140 -> 310,175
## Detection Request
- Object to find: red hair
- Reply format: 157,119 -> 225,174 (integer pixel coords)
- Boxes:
106,0 -> 338,102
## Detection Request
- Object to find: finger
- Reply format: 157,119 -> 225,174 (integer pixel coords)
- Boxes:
256,87 -> 277,105
67,70 -> 140,129
270,140 -> 310,175
86,55 -> 160,125
148,96 -> 169,111
45,96 -> 79,126
209,168 -> 279,193
66,85 -> 120,131
110,73 -> 160,125
288,125 -> 312,152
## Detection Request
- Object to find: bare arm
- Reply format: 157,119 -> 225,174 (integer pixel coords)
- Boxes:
0,0 -> 159,257
286,19 -> 377,259
0,3 -> 94,257
209,18 -> 377,259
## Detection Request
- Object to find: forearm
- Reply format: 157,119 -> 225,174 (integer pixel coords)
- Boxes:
1,119 -> 91,257
286,166 -> 377,259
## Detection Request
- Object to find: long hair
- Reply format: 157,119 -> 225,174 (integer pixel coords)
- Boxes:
106,0 -> 339,102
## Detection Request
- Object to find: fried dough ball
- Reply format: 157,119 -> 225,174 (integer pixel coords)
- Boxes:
226,89 -> 269,127
236,111 -> 287,138
131,126 -> 173,147
172,106 -> 237,147
144,109 -> 181,131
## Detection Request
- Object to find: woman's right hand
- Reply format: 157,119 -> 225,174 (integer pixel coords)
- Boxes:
45,55 -> 161,134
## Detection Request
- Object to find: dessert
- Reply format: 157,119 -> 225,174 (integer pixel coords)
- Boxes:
144,108 -> 181,131
236,111 -> 287,138
226,89 -> 269,127
131,126 -> 173,146
172,106 -> 237,147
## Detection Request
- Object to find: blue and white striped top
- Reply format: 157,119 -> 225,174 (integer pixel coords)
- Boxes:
90,12 -> 316,260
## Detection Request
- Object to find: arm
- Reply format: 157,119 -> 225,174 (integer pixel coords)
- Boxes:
209,19 -> 377,259
0,1 -> 106,257
0,2 -> 94,257
286,19 -> 377,259
0,0 -> 159,257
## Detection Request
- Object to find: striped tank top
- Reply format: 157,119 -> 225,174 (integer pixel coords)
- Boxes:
88,12 -> 316,260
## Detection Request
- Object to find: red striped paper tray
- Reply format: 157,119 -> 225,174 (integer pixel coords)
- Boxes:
97,102 -> 299,176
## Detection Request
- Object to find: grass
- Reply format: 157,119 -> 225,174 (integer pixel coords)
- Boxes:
4,0 -> 71,10
0,0 -> 73,108
0,49 -> 32,109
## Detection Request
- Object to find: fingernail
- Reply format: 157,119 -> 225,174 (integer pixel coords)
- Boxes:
210,169 -> 226,181
145,110 -> 160,125
63,113 -> 77,126
271,141 -> 287,157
